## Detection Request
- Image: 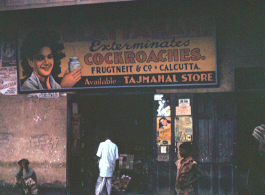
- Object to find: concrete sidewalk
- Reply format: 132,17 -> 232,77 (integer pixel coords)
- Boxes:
0,186 -> 67,195
0,186 -> 151,195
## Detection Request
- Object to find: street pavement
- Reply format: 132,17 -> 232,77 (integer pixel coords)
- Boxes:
0,186 -> 67,195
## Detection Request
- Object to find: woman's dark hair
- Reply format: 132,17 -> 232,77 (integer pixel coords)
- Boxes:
20,29 -> 66,80
179,142 -> 194,153
159,117 -> 167,123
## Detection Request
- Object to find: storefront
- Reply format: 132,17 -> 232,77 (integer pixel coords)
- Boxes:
67,89 -> 264,195
0,1 -> 264,195
66,91 -> 242,195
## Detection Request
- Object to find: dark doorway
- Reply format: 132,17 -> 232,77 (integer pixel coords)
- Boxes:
69,93 -> 154,194
236,92 -> 265,194
236,92 -> 265,171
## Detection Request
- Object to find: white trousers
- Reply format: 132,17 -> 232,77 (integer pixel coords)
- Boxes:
95,176 -> 112,195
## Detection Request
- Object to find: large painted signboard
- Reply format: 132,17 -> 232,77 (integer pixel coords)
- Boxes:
18,17 -> 216,92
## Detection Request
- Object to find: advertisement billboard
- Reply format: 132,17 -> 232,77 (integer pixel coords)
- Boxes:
18,17 -> 217,92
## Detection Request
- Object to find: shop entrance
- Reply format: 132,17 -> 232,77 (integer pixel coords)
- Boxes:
237,92 -> 265,171
68,93 -> 154,195
236,92 -> 265,194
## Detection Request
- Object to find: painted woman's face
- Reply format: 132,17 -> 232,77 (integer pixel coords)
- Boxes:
28,46 -> 54,81
160,118 -> 168,126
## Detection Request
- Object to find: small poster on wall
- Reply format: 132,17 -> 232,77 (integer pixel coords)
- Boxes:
156,116 -> 171,145
0,66 -> 17,95
176,106 -> 191,116
157,99 -> 171,117
179,99 -> 190,107
155,94 -> 171,117
175,116 -> 193,142
0,39 -> 18,95
157,154 -> 169,161
1,41 -> 17,67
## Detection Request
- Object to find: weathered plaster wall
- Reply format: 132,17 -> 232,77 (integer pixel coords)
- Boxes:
0,94 -> 67,187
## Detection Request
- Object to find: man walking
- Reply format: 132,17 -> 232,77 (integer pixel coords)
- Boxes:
95,131 -> 119,195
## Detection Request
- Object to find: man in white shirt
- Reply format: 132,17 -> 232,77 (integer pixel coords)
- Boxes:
95,131 -> 119,195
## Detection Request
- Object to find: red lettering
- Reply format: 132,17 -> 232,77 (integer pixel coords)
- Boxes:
191,48 -> 201,61
84,53 -> 93,65
114,52 -> 124,64
93,53 -> 104,65
168,49 -> 179,62
146,50 -> 159,63
124,51 -> 135,63
158,50 -> 167,62
104,53 -> 113,64
136,51 -> 147,63
180,49 -> 190,61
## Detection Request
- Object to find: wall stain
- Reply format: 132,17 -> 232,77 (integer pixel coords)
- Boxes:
30,134 -> 59,150
0,131 -> 13,144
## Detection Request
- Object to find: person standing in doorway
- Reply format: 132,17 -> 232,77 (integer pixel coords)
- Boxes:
175,142 -> 204,195
95,131 -> 119,195
15,159 -> 38,195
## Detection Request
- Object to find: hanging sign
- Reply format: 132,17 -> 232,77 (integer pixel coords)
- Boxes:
18,17 -> 216,92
